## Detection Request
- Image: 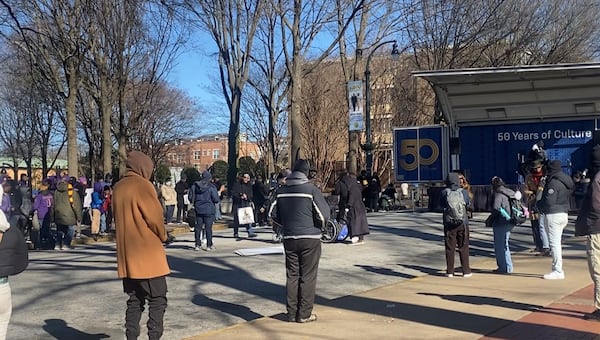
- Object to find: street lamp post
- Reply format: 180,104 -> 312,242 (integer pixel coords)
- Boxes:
364,40 -> 399,177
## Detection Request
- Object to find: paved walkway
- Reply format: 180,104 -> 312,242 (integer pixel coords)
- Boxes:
181,237 -> 600,340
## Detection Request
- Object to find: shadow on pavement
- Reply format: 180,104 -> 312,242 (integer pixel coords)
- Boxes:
43,319 -> 109,339
192,295 -> 263,321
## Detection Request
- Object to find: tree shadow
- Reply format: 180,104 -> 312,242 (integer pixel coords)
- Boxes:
354,264 -> 416,279
43,319 -> 109,339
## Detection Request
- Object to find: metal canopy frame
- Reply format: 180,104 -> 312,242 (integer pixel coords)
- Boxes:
413,62 -> 600,128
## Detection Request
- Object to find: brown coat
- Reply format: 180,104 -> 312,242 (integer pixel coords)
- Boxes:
113,151 -> 169,279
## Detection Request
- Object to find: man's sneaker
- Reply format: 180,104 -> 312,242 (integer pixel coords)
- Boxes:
194,246 -> 201,251
296,314 -> 317,323
446,273 -> 454,278
201,244 -> 208,251
207,246 -> 216,251
584,309 -> 600,321
351,236 -> 359,244
54,246 -> 60,251
248,233 -> 258,238
543,271 -> 565,280
189,227 -> 195,232
463,273 -> 473,278
233,234 -> 239,238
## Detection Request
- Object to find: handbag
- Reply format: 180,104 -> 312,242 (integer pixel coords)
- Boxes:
237,206 -> 255,225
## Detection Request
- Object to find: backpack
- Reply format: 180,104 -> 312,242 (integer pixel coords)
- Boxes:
443,188 -> 466,226
508,195 -> 527,226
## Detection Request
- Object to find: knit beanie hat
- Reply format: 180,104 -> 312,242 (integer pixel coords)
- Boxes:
293,159 -> 311,175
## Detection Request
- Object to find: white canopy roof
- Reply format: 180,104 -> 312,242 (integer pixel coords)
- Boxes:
413,63 -> 600,128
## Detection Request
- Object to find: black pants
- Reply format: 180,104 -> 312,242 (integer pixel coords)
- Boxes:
283,238 -> 321,320
123,276 -> 168,340
444,223 -> 471,275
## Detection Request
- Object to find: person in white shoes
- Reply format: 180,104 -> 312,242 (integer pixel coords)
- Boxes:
537,160 -> 573,280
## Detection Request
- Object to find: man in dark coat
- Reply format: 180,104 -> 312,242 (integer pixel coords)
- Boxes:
576,146 -> 600,321
188,171 -> 219,251
231,174 -> 256,238
175,176 -> 189,223
270,159 -> 330,323
342,173 -> 369,245
332,172 -> 350,220
252,175 -> 269,227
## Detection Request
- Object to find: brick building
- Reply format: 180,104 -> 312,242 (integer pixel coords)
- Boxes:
165,133 -> 260,171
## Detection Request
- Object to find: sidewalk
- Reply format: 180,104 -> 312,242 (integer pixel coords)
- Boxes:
184,239 -> 600,340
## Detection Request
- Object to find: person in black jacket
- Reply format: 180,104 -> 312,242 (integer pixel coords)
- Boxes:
576,146 -> 600,321
270,159 -> 330,323
538,160 -> 574,280
175,176 -> 189,223
0,210 -> 28,339
231,174 -> 256,239
188,171 -> 219,251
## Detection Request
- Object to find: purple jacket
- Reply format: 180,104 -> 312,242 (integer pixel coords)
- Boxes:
33,191 -> 53,219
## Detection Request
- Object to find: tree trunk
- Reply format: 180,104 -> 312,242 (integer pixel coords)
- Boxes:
226,88 -> 242,195
65,65 -> 79,177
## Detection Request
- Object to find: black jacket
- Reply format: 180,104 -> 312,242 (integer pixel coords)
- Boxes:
231,180 -> 253,206
440,173 -> 470,228
538,171 -> 574,214
576,169 -> 600,236
270,171 -> 330,239
0,226 -> 28,277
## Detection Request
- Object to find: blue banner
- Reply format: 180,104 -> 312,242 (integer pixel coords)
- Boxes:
394,126 -> 446,182
460,120 -> 598,185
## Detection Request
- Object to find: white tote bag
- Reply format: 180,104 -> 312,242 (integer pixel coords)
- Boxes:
237,206 -> 255,225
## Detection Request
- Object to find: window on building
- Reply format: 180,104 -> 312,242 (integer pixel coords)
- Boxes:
203,150 -> 208,156
212,149 -> 219,159
194,150 -> 201,160
177,154 -> 184,163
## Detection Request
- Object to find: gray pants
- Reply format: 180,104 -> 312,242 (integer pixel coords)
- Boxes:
587,234 -> 600,310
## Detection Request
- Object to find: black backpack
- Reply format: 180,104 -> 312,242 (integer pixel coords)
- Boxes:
508,196 -> 527,226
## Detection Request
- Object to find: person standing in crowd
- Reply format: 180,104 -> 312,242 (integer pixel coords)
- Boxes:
102,185 -> 113,233
51,179 -> 83,251
538,160 -> 574,280
211,175 -> 224,221
90,185 -> 104,240
440,173 -> 472,278
231,173 -> 256,239
341,172 -> 369,245
160,180 -> 177,224
113,150 -> 170,340
524,160 -> 550,256
73,177 -> 87,238
0,209 -> 28,340
573,171 -> 590,211
488,176 -> 516,274
0,180 -> 9,214
332,172 -> 350,220
270,159 -> 330,323
175,175 -> 189,224
32,181 -> 54,248
252,175 -> 269,227
576,146 -> 600,321
188,170 -> 219,251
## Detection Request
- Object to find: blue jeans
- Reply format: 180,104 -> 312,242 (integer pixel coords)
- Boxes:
531,217 -> 549,250
544,212 -> 568,273
56,224 -> 74,248
164,205 -> 174,223
100,214 -> 106,233
195,215 -> 215,247
493,222 -> 514,273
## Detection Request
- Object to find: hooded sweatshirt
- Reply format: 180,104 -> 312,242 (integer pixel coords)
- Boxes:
113,151 -> 170,279
440,173 -> 471,227
189,171 -> 219,215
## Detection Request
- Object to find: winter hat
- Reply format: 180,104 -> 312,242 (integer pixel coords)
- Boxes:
202,170 -> 212,181
592,145 -> 600,167
546,160 -> 562,175
293,159 -> 311,175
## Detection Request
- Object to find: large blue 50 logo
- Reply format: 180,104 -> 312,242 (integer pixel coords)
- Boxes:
399,138 -> 439,171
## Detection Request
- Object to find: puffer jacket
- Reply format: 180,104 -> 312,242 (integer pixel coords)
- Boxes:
538,171 -> 574,214
576,169 -> 600,236
0,215 -> 28,277
270,171 -> 330,239
189,171 -> 219,215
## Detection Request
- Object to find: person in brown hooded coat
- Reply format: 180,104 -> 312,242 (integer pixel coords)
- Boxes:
113,150 -> 170,340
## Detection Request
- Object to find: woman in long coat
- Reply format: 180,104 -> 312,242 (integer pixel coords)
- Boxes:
342,173 -> 369,244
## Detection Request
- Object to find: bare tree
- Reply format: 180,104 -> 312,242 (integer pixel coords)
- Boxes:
182,0 -> 266,191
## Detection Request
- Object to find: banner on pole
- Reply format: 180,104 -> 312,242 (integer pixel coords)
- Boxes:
347,81 -> 364,131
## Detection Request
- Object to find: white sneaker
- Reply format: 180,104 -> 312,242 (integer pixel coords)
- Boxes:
194,246 -> 201,251
351,236 -> 359,243
463,273 -> 473,278
543,271 -> 565,280
446,273 -> 453,278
